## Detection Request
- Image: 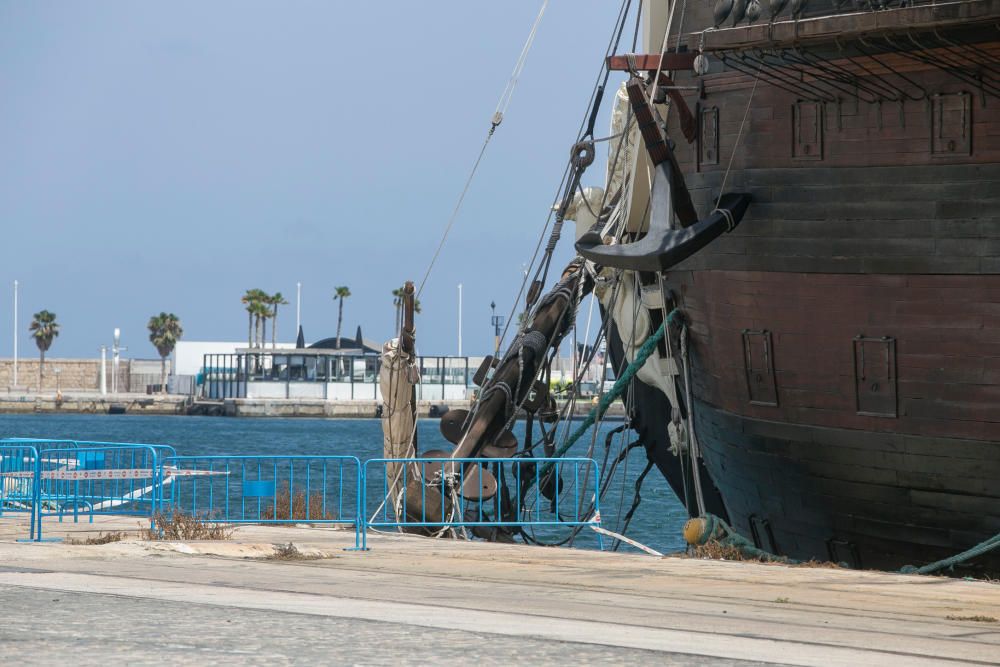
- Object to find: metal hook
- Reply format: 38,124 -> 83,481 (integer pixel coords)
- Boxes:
744,48 -> 837,102
722,51 -> 821,101
903,30 -> 1000,98
854,36 -> 927,101
784,45 -> 883,103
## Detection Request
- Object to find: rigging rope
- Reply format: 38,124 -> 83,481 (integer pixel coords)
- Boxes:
540,309 -> 678,477
495,0 -> 635,352
901,533 -> 1000,575
716,63 -> 762,209
680,324 -> 707,517
611,457 -> 654,551
494,0 -> 549,127
416,0 -> 550,299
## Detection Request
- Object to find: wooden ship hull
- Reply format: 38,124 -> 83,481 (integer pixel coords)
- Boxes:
597,0 -> 1000,570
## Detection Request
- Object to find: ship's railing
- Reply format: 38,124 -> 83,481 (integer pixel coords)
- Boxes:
361,457 -> 603,551
159,455 -> 363,549
708,0 -> 957,27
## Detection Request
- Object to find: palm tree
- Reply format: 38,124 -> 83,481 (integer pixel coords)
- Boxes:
241,289 -> 268,348
268,292 -> 288,349
29,310 -> 59,392
147,312 -> 183,394
251,300 -> 270,349
241,289 -> 262,348
333,286 -> 351,348
260,303 -> 270,348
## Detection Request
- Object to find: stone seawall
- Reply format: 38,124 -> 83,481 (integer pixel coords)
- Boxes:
221,398 -> 625,419
0,394 -> 626,419
223,399 -> 471,419
0,359 -> 102,391
0,358 -> 168,392
0,393 -> 188,415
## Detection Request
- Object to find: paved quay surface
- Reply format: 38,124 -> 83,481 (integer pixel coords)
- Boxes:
0,517 -> 997,666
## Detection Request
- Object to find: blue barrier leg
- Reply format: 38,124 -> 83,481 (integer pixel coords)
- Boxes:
346,462 -> 367,551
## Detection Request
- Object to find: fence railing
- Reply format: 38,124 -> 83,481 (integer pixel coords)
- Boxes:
362,457 -> 603,551
161,455 -> 363,549
36,445 -> 163,539
0,438 -> 177,460
0,444 -> 41,541
0,439 -> 602,552
0,439 -> 172,541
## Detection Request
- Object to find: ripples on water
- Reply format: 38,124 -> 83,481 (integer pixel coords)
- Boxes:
0,413 -> 689,555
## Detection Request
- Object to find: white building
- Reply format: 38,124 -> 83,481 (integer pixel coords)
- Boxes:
174,341 -> 297,376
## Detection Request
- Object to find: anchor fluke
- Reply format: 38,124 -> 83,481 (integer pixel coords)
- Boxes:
576,187 -> 751,272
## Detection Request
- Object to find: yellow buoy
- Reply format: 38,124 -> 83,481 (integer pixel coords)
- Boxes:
683,517 -> 709,545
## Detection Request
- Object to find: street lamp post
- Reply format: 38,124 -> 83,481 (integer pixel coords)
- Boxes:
112,329 -> 120,394
12,280 -> 18,389
458,283 -> 463,357
296,281 -> 302,334
490,301 -> 504,357
99,346 -> 107,395
111,328 -> 127,394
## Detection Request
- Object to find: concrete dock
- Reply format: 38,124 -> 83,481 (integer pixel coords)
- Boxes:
0,516 -> 997,666
0,393 -> 626,419
0,392 -> 190,415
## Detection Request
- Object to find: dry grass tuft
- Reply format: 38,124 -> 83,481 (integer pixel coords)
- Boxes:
690,542 -> 841,569
67,531 -> 127,545
261,490 -> 335,522
142,511 -> 236,541
773,597 -> 791,603
796,558 -> 843,569
266,542 -> 324,561
946,615 -> 997,623
692,542 -> 759,561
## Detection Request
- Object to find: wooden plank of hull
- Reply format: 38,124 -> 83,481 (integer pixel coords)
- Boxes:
656,267 -> 1000,570
692,397 -> 1000,571
610,14 -> 1000,570
670,268 -> 1000,442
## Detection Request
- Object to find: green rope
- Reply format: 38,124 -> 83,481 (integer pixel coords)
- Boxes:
697,513 -> 799,564
901,532 -> 1000,575
699,517 -> 1000,573
540,309 -> 678,478
705,515 -> 1000,572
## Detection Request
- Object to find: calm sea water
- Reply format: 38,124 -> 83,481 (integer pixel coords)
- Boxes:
0,413 -> 689,554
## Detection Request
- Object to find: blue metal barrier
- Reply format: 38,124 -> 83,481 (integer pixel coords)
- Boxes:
2,436 -> 605,555
1,438 -> 76,450
36,445 -> 163,539
73,440 -> 178,460
362,457 -> 603,551
0,439 -> 177,461
0,444 -> 41,540
161,455 -> 363,549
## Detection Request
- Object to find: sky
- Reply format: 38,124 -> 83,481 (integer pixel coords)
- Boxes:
0,1 -> 629,359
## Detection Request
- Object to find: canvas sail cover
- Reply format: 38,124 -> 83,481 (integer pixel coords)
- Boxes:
379,336 -> 418,511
